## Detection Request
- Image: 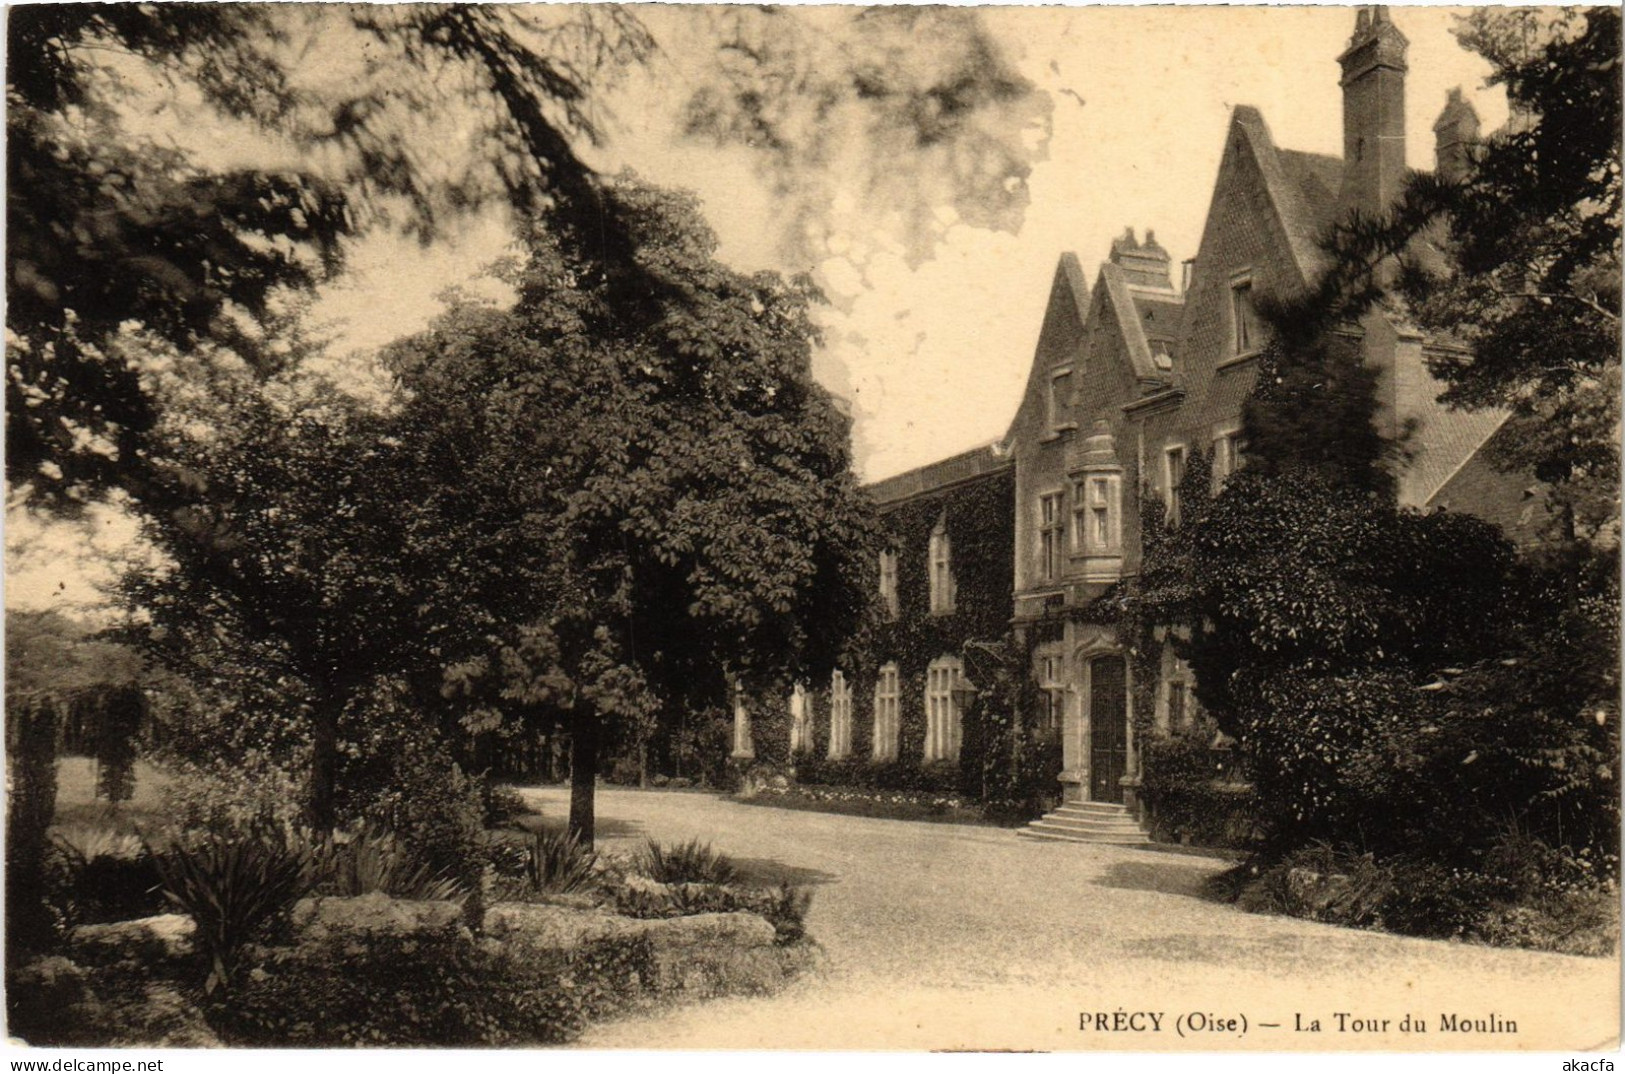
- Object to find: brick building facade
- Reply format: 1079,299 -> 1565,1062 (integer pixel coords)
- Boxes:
736,7 -> 1533,828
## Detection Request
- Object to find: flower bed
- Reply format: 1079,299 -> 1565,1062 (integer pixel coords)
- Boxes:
736,783 -> 1000,826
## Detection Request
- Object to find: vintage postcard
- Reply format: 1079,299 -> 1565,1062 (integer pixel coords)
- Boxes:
5,1 -> 1619,1060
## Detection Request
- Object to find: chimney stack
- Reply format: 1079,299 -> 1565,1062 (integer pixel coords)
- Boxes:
1109,227 -> 1174,289
1338,5 -> 1409,219
1432,87 -> 1481,184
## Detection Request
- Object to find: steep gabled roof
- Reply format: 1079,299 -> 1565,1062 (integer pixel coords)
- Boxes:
1098,261 -> 1172,383
1227,107 -> 1345,286
1404,393 -> 1511,508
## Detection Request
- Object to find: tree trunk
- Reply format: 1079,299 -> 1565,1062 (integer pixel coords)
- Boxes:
569,708 -> 598,849
309,703 -> 338,833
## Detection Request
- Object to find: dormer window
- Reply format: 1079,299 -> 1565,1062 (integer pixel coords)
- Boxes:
1230,276 -> 1260,356
1048,368 -> 1074,432
928,517 -> 955,615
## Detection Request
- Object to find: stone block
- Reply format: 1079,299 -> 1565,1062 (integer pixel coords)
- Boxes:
70,914 -> 195,965
290,893 -> 465,940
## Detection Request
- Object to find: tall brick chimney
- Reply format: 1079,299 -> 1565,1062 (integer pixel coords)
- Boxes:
1338,5 -> 1409,219
1108,227 -> 1174,289
1432,87 -> 1481,184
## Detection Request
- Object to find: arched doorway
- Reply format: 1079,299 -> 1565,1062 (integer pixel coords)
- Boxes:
1088,654 -> 1128,803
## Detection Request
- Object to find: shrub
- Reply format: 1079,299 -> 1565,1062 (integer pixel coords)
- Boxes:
152,823 -> 320,992
351,735 -> 486,891
485,837 -> 532,880
159,754 -> 305,835
527,829 -> 598,895
641,838 -> 738,886
316,827 -> 466,903
611,880 -> 813,946
481,782 -> 531,830
1140,730 -> 1257,848
215,926 -> 656,1046
92,686 -> 145,806
7,694 -> 63,959
48,829 -> 168,925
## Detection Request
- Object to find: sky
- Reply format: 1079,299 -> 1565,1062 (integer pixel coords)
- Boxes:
6,4 -> 1509,617
312,5 -> 1507,482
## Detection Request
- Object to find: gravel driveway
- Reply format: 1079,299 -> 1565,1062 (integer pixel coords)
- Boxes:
519,786 -> 1618,1051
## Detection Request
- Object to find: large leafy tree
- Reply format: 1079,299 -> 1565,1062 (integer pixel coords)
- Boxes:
386,179 -> 881,844
7,4 -> 1048,519
1391,9 -> 1617,548
7,3 -> 651,512
119,367 -> 429,829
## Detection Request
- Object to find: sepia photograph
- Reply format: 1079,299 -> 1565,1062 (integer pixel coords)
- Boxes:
4,1 -> 1620,1056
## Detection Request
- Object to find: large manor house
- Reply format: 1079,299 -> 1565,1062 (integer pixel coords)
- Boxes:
729,8 -> 1534,841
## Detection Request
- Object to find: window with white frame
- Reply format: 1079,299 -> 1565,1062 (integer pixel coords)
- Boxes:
1164,444 -> 1188,527
1048,368 -> 1074,431
928,518 -> 955,615
788,682 -> 810,754
827,671 -> 852,760
1211,427 -> 1240,491
872,662 -> 900,761
1230,278 -> 1259,356
1073,474 -> 1122,554
1037,651 -> 1065,734
878,549 -> 899,620
1038,492 -> 1063,581
924,656 -> 964,763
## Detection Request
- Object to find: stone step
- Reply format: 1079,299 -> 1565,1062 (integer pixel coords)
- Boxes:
1019,798 -> 1151,846
1051,802 -> 1132,818
1030,814 -> 1147,835
1018,824 -> 1150,846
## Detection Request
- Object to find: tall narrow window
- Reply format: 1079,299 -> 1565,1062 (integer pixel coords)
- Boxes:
1039,492 -> 1063,581
1048,369 -> 1074,431
1211,428 -> 1240,491
1167,680 -> 1188,731
1231,279 -> 1258,356
872,663 -> 900,761
924,656 -> 964,763
1037,652 -> 1065,734
828,671 -> 852,760
928,518 -> 955,615
1073,475 -> 1122,554
788,682 -> 810,755
1164,444 -> 1187,527
878,549 -> 899,620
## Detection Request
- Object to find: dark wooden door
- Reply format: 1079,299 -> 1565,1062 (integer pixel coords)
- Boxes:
1089,655 -> 1127,803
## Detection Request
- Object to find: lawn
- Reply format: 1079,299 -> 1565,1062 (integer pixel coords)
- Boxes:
51,755 -> 175,838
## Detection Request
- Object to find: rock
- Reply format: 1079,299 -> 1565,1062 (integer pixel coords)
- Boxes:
70,914 -> 195,965
485,901 -> 776,954
484,902 -> 628,951
533,892 -> 601,911
639,911 -> 777,950
290,893 -> 464,940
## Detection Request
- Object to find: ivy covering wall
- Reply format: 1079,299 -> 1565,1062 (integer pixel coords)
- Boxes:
775,468 -> 1017,796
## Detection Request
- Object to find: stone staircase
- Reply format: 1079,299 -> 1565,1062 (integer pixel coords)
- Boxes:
1017,800 -> 1150,846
